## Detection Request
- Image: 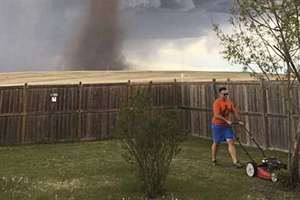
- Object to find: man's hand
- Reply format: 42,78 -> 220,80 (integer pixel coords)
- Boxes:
226,120 -> 232,125
238,121 -> 245,125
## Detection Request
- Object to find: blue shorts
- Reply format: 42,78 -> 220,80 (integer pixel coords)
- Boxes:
211,124 -> 235,143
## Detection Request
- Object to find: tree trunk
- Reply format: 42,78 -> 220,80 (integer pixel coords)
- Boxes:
289,120 -> 300,186
286,83 -> 293,173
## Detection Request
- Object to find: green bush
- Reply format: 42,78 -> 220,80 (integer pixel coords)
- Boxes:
115,89 -> 186,198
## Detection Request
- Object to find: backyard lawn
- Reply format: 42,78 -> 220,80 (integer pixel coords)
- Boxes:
0,137 -> 299,200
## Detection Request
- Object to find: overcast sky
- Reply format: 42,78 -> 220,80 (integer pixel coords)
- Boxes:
0,0 -> 240,72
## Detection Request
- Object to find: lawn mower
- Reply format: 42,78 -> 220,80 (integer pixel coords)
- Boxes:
232,122 -> 287,182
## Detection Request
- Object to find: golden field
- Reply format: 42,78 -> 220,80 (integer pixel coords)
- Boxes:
0,71 -> 254,86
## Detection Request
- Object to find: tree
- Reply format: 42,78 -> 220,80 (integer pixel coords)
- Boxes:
214,0 -> 300,187
115,88 -> 186,198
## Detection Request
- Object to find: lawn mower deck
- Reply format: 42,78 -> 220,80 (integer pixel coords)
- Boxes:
232,123 -> 287,183
246,157 -> 287,182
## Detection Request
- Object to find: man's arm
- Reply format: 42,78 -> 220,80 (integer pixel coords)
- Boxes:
232,104 -> 243,124
214,112 -> 231,124
213,102 -> 231,124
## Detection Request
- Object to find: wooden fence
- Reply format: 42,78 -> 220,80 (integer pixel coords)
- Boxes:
0,81 -> 179,145
181,80 -> 300,150
0,80 -> 298,150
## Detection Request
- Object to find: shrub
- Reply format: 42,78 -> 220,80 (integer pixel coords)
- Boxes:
115,89 -> 186,198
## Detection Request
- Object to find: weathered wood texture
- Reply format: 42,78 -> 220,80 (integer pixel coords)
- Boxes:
0,80 -> 297,150
183,81 -> 298,150
0,82 -> 178,145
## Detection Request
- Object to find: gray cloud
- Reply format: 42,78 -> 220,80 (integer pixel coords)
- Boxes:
120,0 -> 231,39
193,0 -> 232,12
0,0 -> 85,71
0,0 -> 232,72
120,0 -> 234,71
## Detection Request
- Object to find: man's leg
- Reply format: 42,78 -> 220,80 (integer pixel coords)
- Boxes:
211,124 -> 223,165
226,139 -> 238,163
224,126 -> 242,167
211,142 -> 218,162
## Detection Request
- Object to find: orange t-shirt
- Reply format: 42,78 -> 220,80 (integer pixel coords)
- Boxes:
212,98 -> 235,125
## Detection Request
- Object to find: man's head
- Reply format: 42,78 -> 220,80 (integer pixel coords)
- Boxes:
218,87 -> 229,100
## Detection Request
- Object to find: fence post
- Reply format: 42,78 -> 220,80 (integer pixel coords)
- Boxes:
106,84 -> 111,139
174,79 -> 178,108
212,78 -> 217,99
243,85 -> 251,145
285,81 -> 294,159
149,81 -> 153,106
77,82 -> 83,139
21,83 -> 28,143
181,79 -> 185,108
260,80 -> 269,148
127,80 -> 131,105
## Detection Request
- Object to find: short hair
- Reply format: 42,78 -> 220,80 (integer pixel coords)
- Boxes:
218,87 -> 227,93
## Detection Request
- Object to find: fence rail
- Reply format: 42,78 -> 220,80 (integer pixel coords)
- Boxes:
0,80 -> 297,151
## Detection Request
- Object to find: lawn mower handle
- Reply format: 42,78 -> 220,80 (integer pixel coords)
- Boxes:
230,121 -> 267,158
230,121 -> 245,126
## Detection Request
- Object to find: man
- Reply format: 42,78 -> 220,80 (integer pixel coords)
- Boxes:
211,87 -> 243,168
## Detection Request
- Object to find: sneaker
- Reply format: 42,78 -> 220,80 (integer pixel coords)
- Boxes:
212,160 -> 217,166
233,161 -> 243,168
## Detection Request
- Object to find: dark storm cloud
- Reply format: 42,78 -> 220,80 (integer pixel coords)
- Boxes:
120,0 -> 234,71
193,0 -> 232,12
0,0 -> 85,71
120,0 -> 232,39
0,0 -> 232,72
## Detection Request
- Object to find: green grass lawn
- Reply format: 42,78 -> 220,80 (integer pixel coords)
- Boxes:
0,137 -> 299,200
